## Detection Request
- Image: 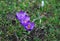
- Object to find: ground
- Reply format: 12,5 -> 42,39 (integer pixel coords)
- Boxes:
0,0 -> 60,41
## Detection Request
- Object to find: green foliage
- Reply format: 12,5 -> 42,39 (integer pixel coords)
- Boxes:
0,0 -> 60,41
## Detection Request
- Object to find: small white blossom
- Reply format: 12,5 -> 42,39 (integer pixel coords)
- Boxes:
41,0 -> 44,7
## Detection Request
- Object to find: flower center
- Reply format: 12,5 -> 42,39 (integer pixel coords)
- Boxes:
27,24 -> 30,29
24,20 -> 27,23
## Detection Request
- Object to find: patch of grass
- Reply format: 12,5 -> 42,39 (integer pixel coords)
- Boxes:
0,0 -> 60,41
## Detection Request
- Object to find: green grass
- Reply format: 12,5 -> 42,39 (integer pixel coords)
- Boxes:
0,0 -> 60,41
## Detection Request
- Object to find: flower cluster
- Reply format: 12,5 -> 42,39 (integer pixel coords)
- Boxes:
16,10 -> 35,31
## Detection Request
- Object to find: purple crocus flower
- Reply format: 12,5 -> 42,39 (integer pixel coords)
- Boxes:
16,10 -> 35,31
20,15 -> 30,25
24,21 -> 35,31
16,10 -> 28,21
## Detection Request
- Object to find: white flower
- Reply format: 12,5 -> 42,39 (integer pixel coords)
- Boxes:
41,0 -> 44,7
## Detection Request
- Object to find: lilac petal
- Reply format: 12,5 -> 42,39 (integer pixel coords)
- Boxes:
20,15 -> 30,25
19,10 -> 27,15
19,10 -> 25,14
